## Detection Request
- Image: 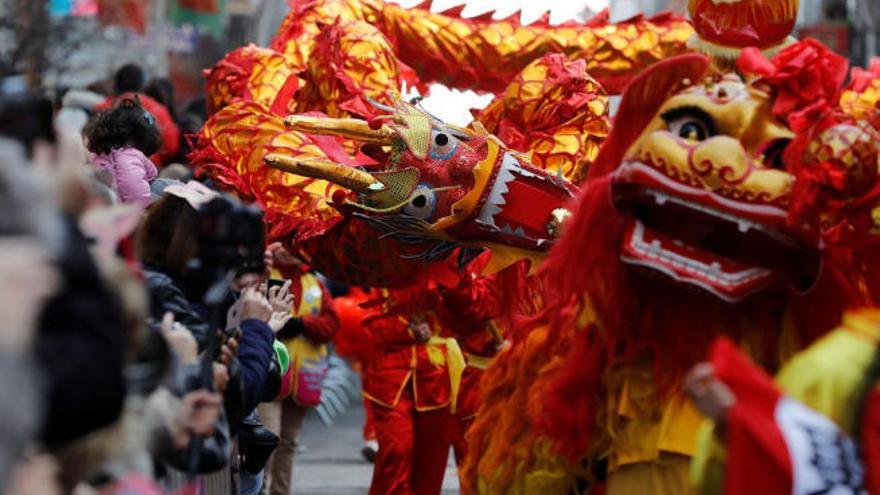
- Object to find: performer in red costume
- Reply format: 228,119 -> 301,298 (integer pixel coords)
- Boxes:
437,251 -> 503,467
361,268 -> 467,495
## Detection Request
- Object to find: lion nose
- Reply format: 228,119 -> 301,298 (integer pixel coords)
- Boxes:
689,136 -> 753,190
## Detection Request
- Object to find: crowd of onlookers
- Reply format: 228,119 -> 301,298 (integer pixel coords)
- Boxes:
0,63 -> 340,495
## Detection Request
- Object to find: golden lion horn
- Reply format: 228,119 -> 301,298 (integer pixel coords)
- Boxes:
264,154 -> 384,194
283,115 -> 395,143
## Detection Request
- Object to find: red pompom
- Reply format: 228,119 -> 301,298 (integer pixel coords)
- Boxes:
368,117 -> 383,130
331,189 -> 348,205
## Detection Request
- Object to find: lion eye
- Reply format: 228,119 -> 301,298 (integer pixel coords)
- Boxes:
661,106 -> 718,142
669,118 -> 710,141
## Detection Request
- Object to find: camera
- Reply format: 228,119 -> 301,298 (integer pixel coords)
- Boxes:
185,193 -> 266,299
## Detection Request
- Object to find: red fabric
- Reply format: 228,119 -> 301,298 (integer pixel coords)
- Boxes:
862,387 -> 880,494
333,288 -> 379,364
847,58 -> 880,93
455,367 -> 484,421
738,39 -> 848,133
363,396 -> 377,441
369,384 -> 456,495
361,310 -> 452,409
438,251 -> 502,356
709,337 -> 792,495
450,408 -> 474,467
689,0 -> 796,48
99,94 -> 182,166
268,75 -> 302,116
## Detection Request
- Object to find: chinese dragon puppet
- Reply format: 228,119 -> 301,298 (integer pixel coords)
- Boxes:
190,0 -> 880,493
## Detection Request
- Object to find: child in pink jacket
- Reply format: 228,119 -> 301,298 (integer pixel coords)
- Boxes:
84,97 -> 161,205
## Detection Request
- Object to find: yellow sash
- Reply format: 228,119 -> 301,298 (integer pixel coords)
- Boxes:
465,352 -> 493,370
286,272 -> 328,404
426,335 -> 466,413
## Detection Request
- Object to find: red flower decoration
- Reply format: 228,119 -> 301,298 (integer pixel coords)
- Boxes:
847,57 -> 880,93
738,39 -> 848,132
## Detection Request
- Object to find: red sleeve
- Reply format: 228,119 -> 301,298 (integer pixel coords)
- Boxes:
301,284 -> 339,344
863,386 -> 880,495
362,311 -> 415,347
444,272 -> 500,320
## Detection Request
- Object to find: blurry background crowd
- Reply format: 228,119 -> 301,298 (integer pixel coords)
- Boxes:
0,58 -> 355,494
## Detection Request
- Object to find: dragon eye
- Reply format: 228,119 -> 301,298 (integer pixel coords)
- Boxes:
403,185 -> 436,220
661,106 -> 718,142
429,129 -> 458,160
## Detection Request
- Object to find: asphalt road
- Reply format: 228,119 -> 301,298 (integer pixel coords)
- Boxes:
291,402 -> 461,495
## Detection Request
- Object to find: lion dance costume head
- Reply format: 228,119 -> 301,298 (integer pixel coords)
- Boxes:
464,1 -> 880,493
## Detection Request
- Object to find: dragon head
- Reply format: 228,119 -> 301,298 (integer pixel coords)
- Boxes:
265,99 -> 577,266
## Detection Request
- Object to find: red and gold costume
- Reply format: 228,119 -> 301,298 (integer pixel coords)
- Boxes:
433,251 -> 503,468
690,311 -> 880,495
463,2 -> 880,494
359,278 -> 461,495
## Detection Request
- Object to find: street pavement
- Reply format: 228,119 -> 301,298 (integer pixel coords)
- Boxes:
292,402 -> 461,495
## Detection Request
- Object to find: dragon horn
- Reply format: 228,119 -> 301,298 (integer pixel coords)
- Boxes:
283,115 -> 395,143
365,95 -> 396,113
264,154 -> 385,194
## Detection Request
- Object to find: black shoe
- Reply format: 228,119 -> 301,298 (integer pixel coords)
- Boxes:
361,440 -> 378,463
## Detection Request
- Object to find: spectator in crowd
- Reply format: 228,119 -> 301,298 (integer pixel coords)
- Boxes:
54,87 -> 105,137
0,71 -> 319,495
0,139 -> 61,494
144,78 -> 179,124
100,64 -> 181,166
114,64 -> 146,95
83,97 -> 160,206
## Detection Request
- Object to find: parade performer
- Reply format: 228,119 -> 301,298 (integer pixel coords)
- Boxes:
359,248 -> 508,494
684,55 -> 880,495
436,251 -> 504,467
258,243 -> 339,495
686,312 -> 879,495
358,270 -> 463,495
